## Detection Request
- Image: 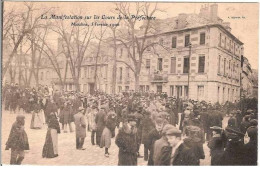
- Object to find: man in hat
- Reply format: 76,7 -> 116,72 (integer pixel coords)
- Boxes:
165,103 -> 177,126
208,126 -> 224,165
134,105 -> 144,158
5,114 -> 29,165
115,115 -> 138,166
74,107 -> 87,150
147,117 -> 166,165
95,105 -> 106,146
153,124 -> 182,165
200,106 -> 209,141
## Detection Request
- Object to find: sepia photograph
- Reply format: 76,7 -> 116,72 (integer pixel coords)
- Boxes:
0,0 -> 259,166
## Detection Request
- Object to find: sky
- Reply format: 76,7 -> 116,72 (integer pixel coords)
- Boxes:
3,2 -> 259,69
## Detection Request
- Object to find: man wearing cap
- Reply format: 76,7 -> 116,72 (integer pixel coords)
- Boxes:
74,107 -> 87,150
153,124 -> 182,165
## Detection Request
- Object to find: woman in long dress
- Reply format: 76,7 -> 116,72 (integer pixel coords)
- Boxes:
30,100 -> 43,129
42,112 -> 61,158
100,107 -> 117,157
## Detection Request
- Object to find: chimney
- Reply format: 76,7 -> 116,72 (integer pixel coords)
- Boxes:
177,13 -> 188,29
210,3 -> 218,22
199,4 -> 211,20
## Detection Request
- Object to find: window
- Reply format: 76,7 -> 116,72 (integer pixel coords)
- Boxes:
125,86 -> 129,91
159,38 -> 163,45
170,57 -> 176,74
176,86 -> 182,98
217,87 -> 220,103
198,86 -> 204,99
185,34 -> 190,47
228,88 -> 230,102
198,55 -> 205,73
184,86 -> 188,100
140,85 -> 145,92
200,32 -> 206,45
172,36 -> 177,48
224,37 -> 226,49
41,72 -> 44,80
146,85 -> 150,91
118,86 -> 122,92
69,84 -> 72,90
157,85 -> 162,93
119,67 -> 123,81
219,33 -> 222,47
126,67 -> 130,78
229,40 -> 232,51
147,40 -> 151,51
223,87 -> 225,103
104,66 -> 107,79
229,60 -> 231,76
183,57 -> 189,73
158,58 -> 163,71
120,48 -> 123,58
170,86 -> 174,96
146,59 -> 151,68
46,71 -> 49,79
224,58 -> 226,75
218,56 -> 221,74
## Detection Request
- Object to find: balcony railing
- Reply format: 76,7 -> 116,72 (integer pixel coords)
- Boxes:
150,73 -> 168,83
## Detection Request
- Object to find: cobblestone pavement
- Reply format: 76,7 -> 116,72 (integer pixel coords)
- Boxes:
1,110 -> 229,166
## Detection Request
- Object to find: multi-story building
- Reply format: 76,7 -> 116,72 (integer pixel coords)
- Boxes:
241,56 -> 254,97
116,4 -> 244,103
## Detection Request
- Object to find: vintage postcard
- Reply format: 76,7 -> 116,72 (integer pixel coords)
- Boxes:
1,0 -> 258,166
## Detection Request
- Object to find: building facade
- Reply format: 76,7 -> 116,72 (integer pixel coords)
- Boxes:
115,4 -> 244,104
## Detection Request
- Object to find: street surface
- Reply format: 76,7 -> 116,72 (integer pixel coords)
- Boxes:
1,110 -> 229,166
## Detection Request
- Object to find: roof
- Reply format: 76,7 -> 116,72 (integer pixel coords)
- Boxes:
136,13 -> 243,45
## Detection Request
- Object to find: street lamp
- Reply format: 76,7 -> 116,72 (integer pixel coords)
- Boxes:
187,43 -> 192,100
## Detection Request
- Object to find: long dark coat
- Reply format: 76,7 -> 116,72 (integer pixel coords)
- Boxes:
208,110 -> 223,128
6,122 -> 29,151
207,136 -> 225,165
147,129 -> 162,165
141,115 -> 155,145
243,139 -> 257,165
60,105 -> 73,124
74,111 -> 86,138
171,138 -> 205,166
115,125 -> 138,166
95,110 -> 106,132
42,115 -> 61,158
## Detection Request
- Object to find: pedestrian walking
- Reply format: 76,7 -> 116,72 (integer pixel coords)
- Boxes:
74,107 -> 87,150
207,126 -> 225,165
5,114 -> 29,165
42,112 -> 61,158
115,115 -> 138,166
95,106 -> 106,146
100,107 -> 117,157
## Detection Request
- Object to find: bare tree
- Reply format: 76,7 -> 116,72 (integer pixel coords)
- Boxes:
114,2 -> 164,90
93,26 -> 107,90
2,2 -> 52,78
50,14 -> 94,91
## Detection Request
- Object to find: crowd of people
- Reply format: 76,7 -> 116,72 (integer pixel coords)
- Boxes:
3,83 -> 258,166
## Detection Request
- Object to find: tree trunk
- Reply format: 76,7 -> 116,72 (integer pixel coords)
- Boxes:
134,73 -> 140,91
